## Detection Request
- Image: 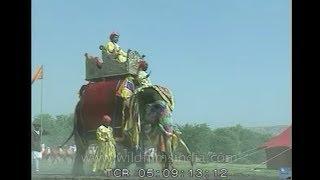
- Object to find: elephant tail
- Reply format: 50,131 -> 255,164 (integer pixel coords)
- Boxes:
60,101 -> 80,148
60,128 -> 74,148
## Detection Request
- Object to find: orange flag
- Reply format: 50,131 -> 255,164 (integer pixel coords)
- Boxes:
32,65 -> 43,84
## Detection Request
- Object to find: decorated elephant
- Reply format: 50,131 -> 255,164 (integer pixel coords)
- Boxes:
60,74 -> 192,175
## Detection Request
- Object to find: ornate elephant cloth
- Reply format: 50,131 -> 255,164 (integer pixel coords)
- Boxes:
152,85 -> 175,112
124,85 -> 175,148
114,77 -> 135,134
92,125 -> 116,172
123,96 -> 140,147
115,77 -> 135,100
133,85 -> 174,112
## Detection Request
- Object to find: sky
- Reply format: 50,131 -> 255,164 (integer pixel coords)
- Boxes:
32,0 -> 291,128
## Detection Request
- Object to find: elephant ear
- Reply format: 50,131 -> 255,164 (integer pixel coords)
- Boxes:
152,85 -> 175,111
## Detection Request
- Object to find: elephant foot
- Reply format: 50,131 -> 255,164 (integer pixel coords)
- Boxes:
115,136 -> 125,142
72,169 -> 85,176
72,163 -> 85,176
135,161 -> 146,170
190,158 -> 195,167
91,170 -> 106,176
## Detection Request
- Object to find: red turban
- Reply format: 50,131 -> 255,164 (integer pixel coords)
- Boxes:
102,115 -> 112,125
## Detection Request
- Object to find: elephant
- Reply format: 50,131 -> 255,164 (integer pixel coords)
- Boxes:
60,79 -> 193,175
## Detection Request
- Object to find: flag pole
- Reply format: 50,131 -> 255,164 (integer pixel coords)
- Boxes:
40,65 -> 43,144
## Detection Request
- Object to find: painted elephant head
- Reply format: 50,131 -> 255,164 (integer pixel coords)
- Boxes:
127,86 -> 192,170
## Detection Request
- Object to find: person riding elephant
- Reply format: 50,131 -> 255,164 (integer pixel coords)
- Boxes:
100,32 -> 129,63
134,60 -> 152,94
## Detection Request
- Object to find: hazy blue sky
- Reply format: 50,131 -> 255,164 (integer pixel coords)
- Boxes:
32,0 -> 291,127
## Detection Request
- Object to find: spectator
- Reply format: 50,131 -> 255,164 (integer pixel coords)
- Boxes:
31,122 -> 48,173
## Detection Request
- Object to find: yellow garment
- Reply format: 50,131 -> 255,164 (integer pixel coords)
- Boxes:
153,85 -> 175,112
124,97 -> 140,147
103,42 -> 127,62
92,125 -> 116,172
172,134 -> 179,150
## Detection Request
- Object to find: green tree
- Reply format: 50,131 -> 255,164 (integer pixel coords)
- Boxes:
178,123 -> 272,164
179,123 -> 212,154
32,113 -> 74,147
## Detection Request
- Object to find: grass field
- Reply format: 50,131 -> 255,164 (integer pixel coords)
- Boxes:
34,159 -> 279,179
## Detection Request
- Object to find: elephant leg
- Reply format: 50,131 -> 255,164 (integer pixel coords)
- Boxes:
158,151 -> 165,170
135,135 -> 147,170
114,143 -> 132,169
112,96 -> 124,138
73,149 -> 86,175
156,135 -> 172,170
62,155 -> 67,162
164,136 -> 174,170
72,133 -> 88,175
51,155 -> 56,164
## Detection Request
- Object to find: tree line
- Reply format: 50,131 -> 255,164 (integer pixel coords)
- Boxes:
32,114 -> 272,164
33,113 -> 75,147
176,123 -> 271,164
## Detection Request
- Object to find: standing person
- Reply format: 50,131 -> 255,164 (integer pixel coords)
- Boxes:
133,60 -> 152,96
136,60 -> 152,88
100,32 -> 128,63
92,115 -> 116,175
31,123 -> 45,173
